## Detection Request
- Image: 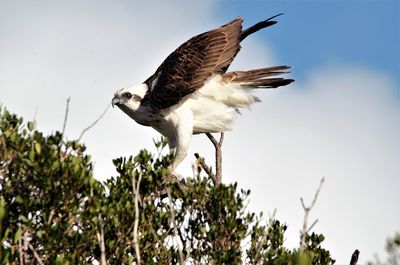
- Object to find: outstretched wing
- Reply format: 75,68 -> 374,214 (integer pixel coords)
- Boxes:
143,18 -> 243,110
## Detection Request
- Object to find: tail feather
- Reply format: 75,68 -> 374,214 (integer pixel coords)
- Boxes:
240,78 -> 294,88
221,14 -> 285,73
223,66 -> 294,88
222,14 -> 294,89
240,13 -> 284,42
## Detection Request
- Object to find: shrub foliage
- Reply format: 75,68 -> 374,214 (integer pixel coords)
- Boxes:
0,108 -> 335,264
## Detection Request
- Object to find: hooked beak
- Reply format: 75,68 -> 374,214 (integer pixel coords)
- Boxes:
111,97 -> 122,108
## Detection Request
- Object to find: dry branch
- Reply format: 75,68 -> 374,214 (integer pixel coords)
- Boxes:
205,132 -> 224,185
194,153 -> 215,181
61,97 -> 71,137
23,230 -> 28,264
96,214 -> 107,265
27,242 -> 45,265
167,189 -> 185,265
132,171 -> 142,265
18,234 -> 24,265
300,177 -> 325,249
78,103 -> 110,141
192,132 -> 224,185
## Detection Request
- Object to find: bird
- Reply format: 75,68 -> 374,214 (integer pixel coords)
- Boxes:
112,14 -> 294,174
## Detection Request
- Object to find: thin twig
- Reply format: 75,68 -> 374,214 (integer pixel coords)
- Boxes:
18,232 -> 24,265
27,242 -> 44,265
77,103 -> 110,142
300,177 -> 325,249
194,153 -> 216,184
32,106 -> 38,129
270,208 -> 277,220
167,189 -> 185,265
47,209 -> 55,225
191,163 -> 200,178
23,230 -> 28,264
306,219 -> 319,233
95,214 -> 107,265
61,97 -> 70,137
205,132 -> 224,185
219,131 -> 224,145
132,171 -> 142,265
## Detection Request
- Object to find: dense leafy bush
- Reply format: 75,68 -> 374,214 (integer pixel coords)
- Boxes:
0,108 -> 336,264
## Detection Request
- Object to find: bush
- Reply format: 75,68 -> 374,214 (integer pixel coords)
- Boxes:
0,108 -> 335,264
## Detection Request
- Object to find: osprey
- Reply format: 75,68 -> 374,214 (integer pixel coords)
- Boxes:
112,14 -> 293,173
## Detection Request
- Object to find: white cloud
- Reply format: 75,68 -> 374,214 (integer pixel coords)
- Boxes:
0,0 -> 216,128
0,0 -> 217,173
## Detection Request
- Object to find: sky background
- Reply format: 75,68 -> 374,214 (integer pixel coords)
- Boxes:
0,0 -> 399,264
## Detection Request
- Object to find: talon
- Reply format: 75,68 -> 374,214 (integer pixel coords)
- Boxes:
167,172 -> 182,182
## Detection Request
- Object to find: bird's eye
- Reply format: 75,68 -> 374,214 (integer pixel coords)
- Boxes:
124,92 -> 132,99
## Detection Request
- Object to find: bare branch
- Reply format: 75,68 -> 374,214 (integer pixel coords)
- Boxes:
23,230 -> 28,264
206,132 -> 218,146
167,189 -> 185,265
61,97 -> 71,137
32,106 -> 39,129
77,103 -> 110,142
300,177 -> 325,249
18,233 -> 24,265
205,132 -> 224,185
194,132 -> 224,185
194,153 -> 216,185
132,171 -> 142,265
300,197 -> 306,210
95,214 -> 107,265
191,162 -> 201,179
218,131 -> 224,145
309,177 -> 325,210
349,249 -> 360,265
27,242 -> 44,265
47,209 -> 55,225
307,219 -> 319,233
269,208 -> 277,220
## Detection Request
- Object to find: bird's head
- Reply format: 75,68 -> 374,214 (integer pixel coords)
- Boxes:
112,84 -> 147,113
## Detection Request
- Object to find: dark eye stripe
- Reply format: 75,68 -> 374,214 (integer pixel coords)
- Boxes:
133,94 -> 142,101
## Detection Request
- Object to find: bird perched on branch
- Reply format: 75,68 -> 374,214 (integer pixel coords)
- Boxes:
112,14 -> 294,174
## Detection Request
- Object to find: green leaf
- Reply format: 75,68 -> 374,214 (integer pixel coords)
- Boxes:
14,227 -> 22,242
29,149 -> 35,161
0,197 -> 5,222
15,196 -> 23,204
18,215 -> 29,223
36,230 -> 44,238
1,228 -> 10,242
0,110 -> 338,264
27,121 -> 34,131
34,142 -> 41,154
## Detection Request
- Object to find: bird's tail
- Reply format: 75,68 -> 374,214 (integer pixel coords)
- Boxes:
240,13 -> 284,42
222,65 -> 294,88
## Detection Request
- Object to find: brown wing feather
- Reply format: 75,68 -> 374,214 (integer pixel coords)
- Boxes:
223,66 -> 294,88
143,18 -> 243,109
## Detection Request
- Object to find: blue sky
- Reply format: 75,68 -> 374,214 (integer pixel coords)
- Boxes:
0,0 -> 399,264
218,0 -> 399,93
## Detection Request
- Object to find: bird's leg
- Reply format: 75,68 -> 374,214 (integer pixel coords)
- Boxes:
166,112 -> 193,179
167,140 -> 189,179
162,145 -> 186,184
166,146 -> 181,180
